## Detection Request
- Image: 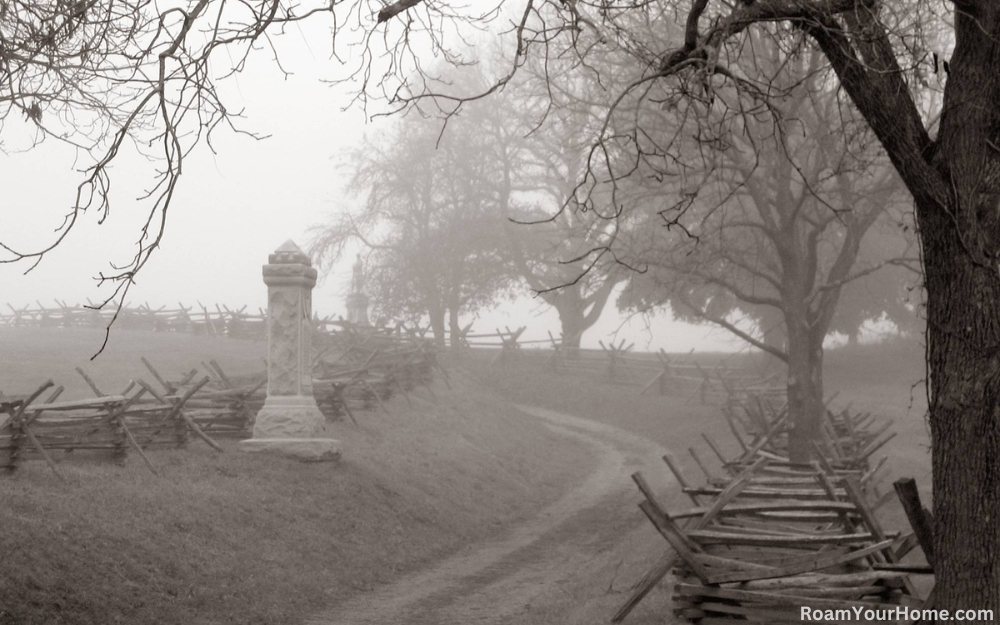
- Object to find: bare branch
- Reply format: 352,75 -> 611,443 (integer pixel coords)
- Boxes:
377,0 -> 426,24
674,293 -> 789,363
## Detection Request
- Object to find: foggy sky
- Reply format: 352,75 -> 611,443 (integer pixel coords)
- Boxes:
0,19 -> 742,354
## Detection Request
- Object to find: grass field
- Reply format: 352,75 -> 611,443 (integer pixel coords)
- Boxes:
0,327 -> 931,624
469,338 -> 929,484
0,328 -> 596,625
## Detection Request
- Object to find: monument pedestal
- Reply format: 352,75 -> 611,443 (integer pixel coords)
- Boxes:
251,395 -> 325,438
240,240 -> 340,463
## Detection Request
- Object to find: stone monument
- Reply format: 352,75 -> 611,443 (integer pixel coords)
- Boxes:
239,240 -> 341,462
345,254 -> 370,326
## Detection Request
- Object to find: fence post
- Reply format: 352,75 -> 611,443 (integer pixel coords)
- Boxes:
657,349 -> 671,395
599,340 -> 614,383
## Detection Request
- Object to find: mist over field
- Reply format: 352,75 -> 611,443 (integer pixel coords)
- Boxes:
5,1 -> 995,624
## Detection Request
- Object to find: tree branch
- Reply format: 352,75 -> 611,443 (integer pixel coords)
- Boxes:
377,0 -> 425,24
814,257 -> 921,297
691,270 -> 785,309
804,11 -> 948,211
674,294 -> 789,362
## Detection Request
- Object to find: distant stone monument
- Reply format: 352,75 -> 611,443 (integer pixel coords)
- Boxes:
239,240 -> 340,462
345,254 -> 370,326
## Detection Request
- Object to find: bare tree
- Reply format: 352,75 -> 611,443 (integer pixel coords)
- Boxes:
483,73 -> 626,351
616,44 -> 915,460
310,109 -> 515,346
663,214 -> 921,351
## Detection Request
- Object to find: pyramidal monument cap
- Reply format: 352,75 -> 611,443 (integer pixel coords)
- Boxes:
269,239 -> 312,265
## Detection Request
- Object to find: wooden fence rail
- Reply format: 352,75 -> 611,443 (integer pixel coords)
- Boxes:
0,322 -> 445,476
612,396 -> 924,623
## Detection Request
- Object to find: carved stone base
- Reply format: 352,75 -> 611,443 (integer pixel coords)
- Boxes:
239,438 -> 341,462
252,396 -> 325,438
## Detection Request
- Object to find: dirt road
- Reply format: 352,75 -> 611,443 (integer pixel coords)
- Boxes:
306,404 -> 676,625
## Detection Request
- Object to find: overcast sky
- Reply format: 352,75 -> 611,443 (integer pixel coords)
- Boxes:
0,17 -> 744,354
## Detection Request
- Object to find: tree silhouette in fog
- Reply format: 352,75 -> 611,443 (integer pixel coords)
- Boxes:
310,109 -> 515,346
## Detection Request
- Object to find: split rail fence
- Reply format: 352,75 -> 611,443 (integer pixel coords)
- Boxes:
1,321 -> 445,477
612,393 -> 931,624
444,323 -> 785,406
313,321 -> 446,424
0,370 -> 220,480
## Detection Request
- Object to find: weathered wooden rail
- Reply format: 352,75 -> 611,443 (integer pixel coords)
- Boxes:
0,375 -> 215,479
0,322 -> 445,477
450,325 -> 785,405
611,395 -> 932,624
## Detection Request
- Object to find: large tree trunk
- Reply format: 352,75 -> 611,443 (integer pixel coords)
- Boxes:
556,302 -> 584,355
806,7 -> 1000,613
784,315 -> 825,463
550,279 -> 619,357
919,7 -> 1000,617
924,229 -> 1000,617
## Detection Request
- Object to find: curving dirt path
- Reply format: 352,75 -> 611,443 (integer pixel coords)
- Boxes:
306,404 -> 675,625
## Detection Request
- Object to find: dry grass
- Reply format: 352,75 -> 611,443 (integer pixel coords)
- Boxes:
0,327 -> 265,396
0,329 -> 596,625
466,341 -> 928,482
463,352 -> 733,479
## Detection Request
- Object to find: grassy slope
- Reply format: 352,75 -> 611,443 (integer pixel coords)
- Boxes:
0,328 -> 596,625
469,341 -> 929,488
0,328 -> 266,396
